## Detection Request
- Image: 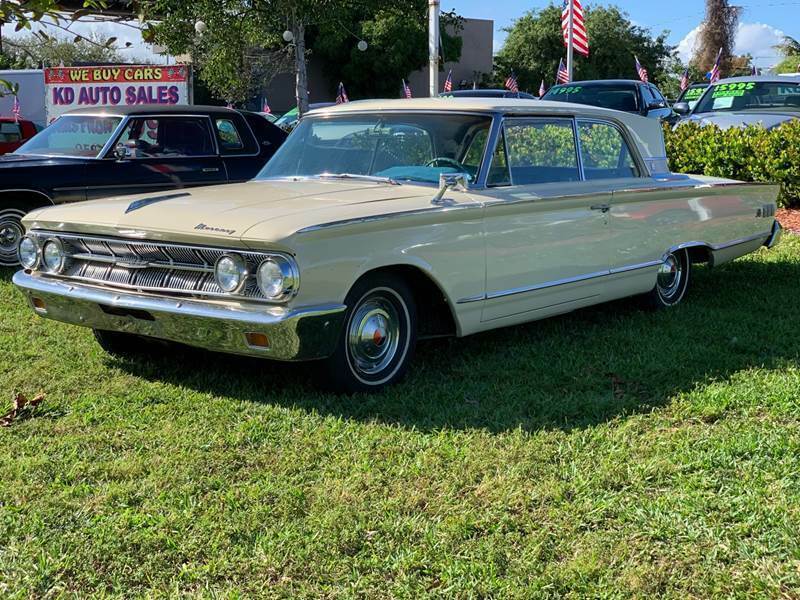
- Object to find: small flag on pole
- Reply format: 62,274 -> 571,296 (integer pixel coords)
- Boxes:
402,79 -> 413,99
679,68 -> 689,92
11,95 -> 21,123
556,58 -> 569,84
707,48 -> 722,83
750,64 -> 758,76
226,102 -> 234,109
635,56 -> 649,83
539,80 -> 546,97
335,82 -> 349,104
261,97 -> 271,113
561,0 -> 589,57
504,72 -> 519,93
443,69 -> 453,93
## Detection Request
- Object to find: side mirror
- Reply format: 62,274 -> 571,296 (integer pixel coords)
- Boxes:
432,172 -> 469,205
673,102 -> 691,115
114,143 -> 129,161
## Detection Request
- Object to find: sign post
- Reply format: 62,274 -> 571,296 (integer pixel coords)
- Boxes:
44,65 -> 190,123
566,1 -> 574,83
429,0 -> 440,97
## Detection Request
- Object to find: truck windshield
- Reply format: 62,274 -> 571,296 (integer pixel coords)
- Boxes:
694,81 -> 800,113
14,115 -> 122,158
257,113 -> 493,185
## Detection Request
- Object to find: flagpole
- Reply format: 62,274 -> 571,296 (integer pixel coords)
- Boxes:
428,0 -> 440,97
566,0 -> 574,83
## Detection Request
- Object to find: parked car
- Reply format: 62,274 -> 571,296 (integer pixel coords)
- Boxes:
13,98 -> 782,392
542,80 -> 676,123
439,89 -> 537,99
674,83 -> 709,111
0,105 -> 287,266
0,117 -> 39,155
674,76 -> 800,129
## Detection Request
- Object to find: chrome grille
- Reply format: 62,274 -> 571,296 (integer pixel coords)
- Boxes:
28,231 -> 292,303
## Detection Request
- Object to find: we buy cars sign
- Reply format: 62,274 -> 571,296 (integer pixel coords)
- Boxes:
44,65 -> 190,122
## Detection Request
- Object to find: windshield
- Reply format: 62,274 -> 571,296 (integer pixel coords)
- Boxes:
543,84 -> 640,112
258,113 -> 493,184
694,81 -> 800,114
677,85 -> 708,110
15,115 -> 121,158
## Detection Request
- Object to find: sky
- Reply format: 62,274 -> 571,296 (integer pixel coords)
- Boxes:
2,1 -> 799,69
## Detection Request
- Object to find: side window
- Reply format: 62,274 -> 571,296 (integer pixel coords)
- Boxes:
486,130 -> 511,186
215,119 -> 244,151
461,126 -> 490,179
577,121 -> 639,180
640,85 -> 657,109
503,118 -> 579,184
115,117 -> 216,158
650,86 -> 667,106
0,122 -> 22,142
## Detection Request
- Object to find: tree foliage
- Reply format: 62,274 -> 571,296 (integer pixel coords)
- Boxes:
494,5 -> 676,93
693,0 -> 739,74
775,36 -> 800,74
1,32 -> 121,68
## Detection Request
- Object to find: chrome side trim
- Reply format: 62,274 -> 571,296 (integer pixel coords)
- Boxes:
13,270 -> 345,362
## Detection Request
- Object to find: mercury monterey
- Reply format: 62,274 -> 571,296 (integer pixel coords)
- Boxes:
13,98 -> 782,392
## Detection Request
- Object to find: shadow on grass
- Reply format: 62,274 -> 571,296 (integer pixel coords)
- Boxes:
0,267 -> 17,282
46,251 -> 800,432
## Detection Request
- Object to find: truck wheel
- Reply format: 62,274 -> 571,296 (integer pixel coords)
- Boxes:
0,207 -> 27,267
319,273 -> 417,393
643,249 -> 691,309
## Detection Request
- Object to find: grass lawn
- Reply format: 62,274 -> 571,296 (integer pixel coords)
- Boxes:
1,235 -> 799,598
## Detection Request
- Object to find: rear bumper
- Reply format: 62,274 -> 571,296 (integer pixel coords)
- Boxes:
13,271 -> 346,361
764,219 -> 782,249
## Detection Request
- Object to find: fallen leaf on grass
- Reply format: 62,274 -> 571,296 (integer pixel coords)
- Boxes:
0,392 -> 45,427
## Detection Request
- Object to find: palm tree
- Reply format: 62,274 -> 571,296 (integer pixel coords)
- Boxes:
775,36 -> 800,57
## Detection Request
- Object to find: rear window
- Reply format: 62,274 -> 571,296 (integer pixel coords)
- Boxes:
543,84 -> 640,113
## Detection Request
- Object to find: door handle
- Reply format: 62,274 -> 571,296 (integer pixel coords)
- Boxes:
590,203 -> 610,213
202,167 -> 220,173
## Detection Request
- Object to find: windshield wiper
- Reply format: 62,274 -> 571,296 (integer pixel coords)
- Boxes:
318,173 -> 400,185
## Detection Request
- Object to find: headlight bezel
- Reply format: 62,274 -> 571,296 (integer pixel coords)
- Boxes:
41,237 -> 66,274
18,235 -> 41,270
256,256 -> 298,301
214,252 -> 248,294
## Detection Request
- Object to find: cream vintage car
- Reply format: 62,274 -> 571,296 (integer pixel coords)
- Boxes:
13,98 -> 783,392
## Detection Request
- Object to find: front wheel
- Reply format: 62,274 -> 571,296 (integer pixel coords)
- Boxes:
643,249 -> 691,309
319,274 -> 417,393
0,207 -> 27,267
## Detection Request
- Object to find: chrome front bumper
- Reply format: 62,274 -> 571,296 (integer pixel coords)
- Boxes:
13,271 -> 346,361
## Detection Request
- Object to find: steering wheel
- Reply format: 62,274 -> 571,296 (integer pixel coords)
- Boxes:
425,157 -> 469,172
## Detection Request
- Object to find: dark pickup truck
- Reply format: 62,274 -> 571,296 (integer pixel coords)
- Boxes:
0,105 -> 287,266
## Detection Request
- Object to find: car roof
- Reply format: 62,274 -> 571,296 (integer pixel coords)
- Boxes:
714,75 -> 800,85
64,104 -> 239,117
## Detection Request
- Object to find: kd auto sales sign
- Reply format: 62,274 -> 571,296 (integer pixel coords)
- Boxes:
44,65 -> 190,122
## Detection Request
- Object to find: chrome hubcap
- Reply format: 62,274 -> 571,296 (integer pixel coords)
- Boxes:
657,254 -> 682,298
347,297 -> 400,376
0,218 -> 23,260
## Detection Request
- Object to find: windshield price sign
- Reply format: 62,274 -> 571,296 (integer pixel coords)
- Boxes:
44,65 -> 190,122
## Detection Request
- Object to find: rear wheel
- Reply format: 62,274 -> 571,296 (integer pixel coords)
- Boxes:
0,207 -> 27,267
643,249 -> 691,309
319,274 -> 417,393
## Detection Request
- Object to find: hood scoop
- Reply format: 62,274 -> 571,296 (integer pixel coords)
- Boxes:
125,192 -> 191,214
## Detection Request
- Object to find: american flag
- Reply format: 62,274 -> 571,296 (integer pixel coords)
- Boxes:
226,102 -> 234,109
708,48 -> 722,83
539,79 -> 546,97
750,64 -> 758,76
335,81 -> 349,104
562,0 -> 589,57
680,68 -> 689,92
401,79 -> 412,99
504,72 -> 519,93
261,97 -> 271,113
635,56 -> 648,83
11,95 -> 21,123
443,69 -> 453,93
556,58 -> 569,84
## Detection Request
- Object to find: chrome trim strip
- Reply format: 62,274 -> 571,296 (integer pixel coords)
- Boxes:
13,270 -> 346,362
610,260 -> 662,274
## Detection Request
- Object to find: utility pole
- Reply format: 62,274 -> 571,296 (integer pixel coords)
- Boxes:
428,0 -> 439,97
566,0 -> 574,83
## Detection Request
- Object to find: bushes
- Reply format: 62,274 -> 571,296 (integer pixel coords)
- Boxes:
664,120 -> 800,208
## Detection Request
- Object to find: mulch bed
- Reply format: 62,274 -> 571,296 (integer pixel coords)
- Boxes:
777,208 -> 800,234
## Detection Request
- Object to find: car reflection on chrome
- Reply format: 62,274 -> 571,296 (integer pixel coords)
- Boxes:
13,98 -> 782,392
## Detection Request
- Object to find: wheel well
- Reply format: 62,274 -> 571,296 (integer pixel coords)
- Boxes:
354,265 -> 458,338
0,190 -> 53,212
684,245 -> 713,265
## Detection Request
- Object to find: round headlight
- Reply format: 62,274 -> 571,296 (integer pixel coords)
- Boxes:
256,259 -> 285,298
18,236 -> 40,269
42,238 -> 65,273
214,253 -> 247,293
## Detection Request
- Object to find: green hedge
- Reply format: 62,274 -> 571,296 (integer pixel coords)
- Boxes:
664,120 -> 800,208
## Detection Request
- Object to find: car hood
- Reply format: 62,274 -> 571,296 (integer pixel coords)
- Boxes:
0,153 -> 90,168
682,111 -> 798,130
23,179 -> 440,248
